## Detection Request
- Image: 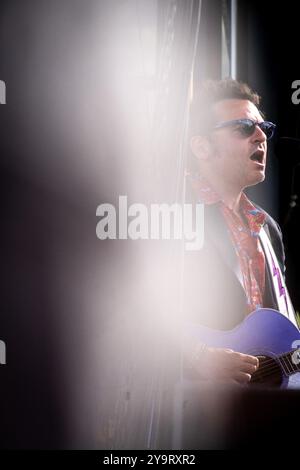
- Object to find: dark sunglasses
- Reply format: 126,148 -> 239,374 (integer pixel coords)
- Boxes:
212,118 -> 276,140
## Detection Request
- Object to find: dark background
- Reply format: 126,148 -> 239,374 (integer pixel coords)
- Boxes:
0,0 -> 299,449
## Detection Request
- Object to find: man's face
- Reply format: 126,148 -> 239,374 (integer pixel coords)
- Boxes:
207,99 -> 267,190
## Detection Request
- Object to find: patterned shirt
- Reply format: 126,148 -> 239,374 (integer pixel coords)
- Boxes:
189,173 -> 266,313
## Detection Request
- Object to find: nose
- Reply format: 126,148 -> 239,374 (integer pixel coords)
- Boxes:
251,124 -> 267,144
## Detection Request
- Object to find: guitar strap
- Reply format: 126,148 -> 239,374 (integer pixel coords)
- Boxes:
259,227 -> 298,328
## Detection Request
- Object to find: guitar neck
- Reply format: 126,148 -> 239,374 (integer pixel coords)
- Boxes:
278,349 -> 300,376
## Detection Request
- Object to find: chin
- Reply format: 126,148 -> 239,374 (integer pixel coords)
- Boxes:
246,173 -> 265,187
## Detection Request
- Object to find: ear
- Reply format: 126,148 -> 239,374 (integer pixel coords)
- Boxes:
190,135 -> 212,160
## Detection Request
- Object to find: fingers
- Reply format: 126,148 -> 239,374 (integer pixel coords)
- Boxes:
223,350 -> 258,368
219,370 -> 252,384
232,371 -> 252,384
218,350 -> 259,380
236,353 -> 259,374
197,347 -> 259,383
240,353 -> 259,367
239,361 -> 257,374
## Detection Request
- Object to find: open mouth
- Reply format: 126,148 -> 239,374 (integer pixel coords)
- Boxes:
250,150 -> 264,164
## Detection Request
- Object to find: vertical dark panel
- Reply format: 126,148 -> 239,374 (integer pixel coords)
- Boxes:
193,0 -> 222,83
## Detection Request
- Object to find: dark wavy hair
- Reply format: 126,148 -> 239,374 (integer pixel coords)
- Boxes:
189,78 -> 262,138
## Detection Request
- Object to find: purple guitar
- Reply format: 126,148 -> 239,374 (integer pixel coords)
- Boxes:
185,308 -> 300,389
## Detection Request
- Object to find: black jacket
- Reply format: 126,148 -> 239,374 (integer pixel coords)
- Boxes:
183,203 -> 285,330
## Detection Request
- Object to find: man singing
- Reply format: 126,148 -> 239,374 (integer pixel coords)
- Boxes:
183,78 -> 298,385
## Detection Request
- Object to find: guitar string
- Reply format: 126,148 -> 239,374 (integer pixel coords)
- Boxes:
219,348 -> 300,376
208,350 -> 299,377
249,358 -> 293,378
250,358 -> 298,380
251,361 -> 283,380
251,366 -> 285,382
253,356 -> 290,375
246,360 -> 292,382
253,353 -> 299,375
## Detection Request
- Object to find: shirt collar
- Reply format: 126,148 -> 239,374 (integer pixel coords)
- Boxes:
186,172 -> 266,230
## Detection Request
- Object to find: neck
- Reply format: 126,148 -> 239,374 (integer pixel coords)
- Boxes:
205,172 -> 243,214
221,190 -> 242,214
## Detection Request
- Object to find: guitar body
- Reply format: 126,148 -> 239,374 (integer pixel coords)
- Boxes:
185,308 -> 300,389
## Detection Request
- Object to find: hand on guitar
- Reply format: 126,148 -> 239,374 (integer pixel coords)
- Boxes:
186,345 -> 259,384
184,309 -> 300,388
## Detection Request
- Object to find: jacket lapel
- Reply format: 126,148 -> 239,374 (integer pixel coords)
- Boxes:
205,204 -> 246,294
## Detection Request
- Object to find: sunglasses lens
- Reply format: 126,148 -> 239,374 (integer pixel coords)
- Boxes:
213,120 -> 276,140
260,123 -> 274,139
239,122 -> 255,137
240,121 -> 275,139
